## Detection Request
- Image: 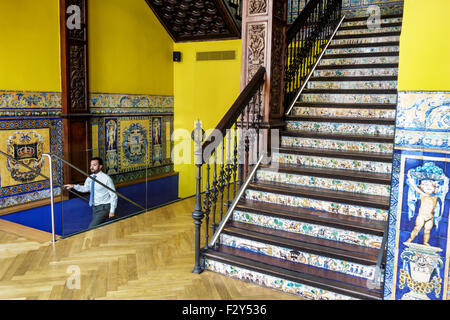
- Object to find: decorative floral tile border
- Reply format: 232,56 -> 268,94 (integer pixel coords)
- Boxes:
204,258 -> 357,300
220,233 -> 377,280
233,210 -> 383,248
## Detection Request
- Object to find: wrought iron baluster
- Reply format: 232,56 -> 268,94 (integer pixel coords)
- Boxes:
218,141 -> 225,221
203,162 -> 211,247
210,151 -> 218,234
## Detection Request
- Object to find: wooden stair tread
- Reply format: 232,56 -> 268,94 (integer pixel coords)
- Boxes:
286,115 -> 395,125
293,102 -> 397,109
343,14 -> 403,22
327,41 -> 400,49
339,22 -> 402,31
204,247 -> 383,300
333,31 -> 400,40
223,223 -> 379,265
235,199 -> 386,236
315,63 -> 398,70
259,163 -> 392,184
281,130 -> 394,142
247,181 -> 391,209
302,88 -> 397,94
322,51 -> 399,59
276,146 -> 393,162
309,76 -> 398,81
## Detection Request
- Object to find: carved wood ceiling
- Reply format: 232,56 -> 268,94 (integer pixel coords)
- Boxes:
145,0 -> 241,42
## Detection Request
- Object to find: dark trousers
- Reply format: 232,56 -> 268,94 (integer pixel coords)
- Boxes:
89,204 -> 111,228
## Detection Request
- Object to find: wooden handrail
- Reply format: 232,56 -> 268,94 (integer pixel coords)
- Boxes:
201,66 -> 265,154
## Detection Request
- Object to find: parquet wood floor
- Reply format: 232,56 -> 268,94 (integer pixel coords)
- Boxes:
0,197 -> 300,300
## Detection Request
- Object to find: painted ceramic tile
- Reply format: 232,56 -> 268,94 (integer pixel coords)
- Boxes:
244,189 -> 388,221
0,118 -> 63,208
337,26 -> 401,36
331,36 -> 400,45
0,187 -> 62,209
273,152 -> 392,174
307,80 -> 397,90
299,93 -> 397,104
220,233 -> 377,280
0,90 -> 62,116
319,56 -> 399,66
256,169 -> 391,196
326,46 -> 399,55
396,92 -> 450,131
314,67 -> 398,77
395,130 -> 449,150
286,121 -> 395,136
204,258 -> 356,300
291,107 -> 396,120
385,153 -> 450,300
342,3 -> 404,18
0,91 -> 62,109
232,210 -> 383,248
281,136 -> 394,154
90,93 -> 174,115
341,17 -> 402,28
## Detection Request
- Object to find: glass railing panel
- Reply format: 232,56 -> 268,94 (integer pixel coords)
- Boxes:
57,149 -> 149,237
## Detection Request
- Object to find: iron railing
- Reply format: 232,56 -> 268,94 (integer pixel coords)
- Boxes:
284,0 -> 342,111
192,67 -> 266,273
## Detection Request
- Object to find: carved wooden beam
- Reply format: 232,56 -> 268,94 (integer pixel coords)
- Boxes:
60,0 -> 91,184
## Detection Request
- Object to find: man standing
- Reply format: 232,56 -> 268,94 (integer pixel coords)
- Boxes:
64,157 -> 118,228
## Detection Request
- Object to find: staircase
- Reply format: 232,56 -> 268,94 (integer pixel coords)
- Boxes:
201,13 -> 403,300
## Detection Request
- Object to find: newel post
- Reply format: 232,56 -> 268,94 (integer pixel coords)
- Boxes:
192,120 -> 205,274
240,0 -> 288,160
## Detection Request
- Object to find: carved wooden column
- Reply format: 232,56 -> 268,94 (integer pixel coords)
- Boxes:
240,0 -> 287,156
60,0 -> 91,184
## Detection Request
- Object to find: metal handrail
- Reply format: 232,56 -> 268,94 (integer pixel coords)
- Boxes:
285,14 -> 346,116
208,154 -> 264,247
49,153 -> 145,211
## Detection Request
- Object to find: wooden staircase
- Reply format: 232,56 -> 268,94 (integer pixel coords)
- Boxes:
202,13 -> 403,300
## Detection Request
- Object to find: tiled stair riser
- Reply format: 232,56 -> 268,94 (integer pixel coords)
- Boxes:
314,68 -> 398,77
336,26 -> 401,36
307,81 -> 397,90
319,56 -> 399,66
292,107 -> 396,120
232,210 -> 383,249
204,259 -> 357,300
220,234 -> 377,280
256,170 -> 390,196
331,36 -> 400,45
299,94 -> 397,104
326,46 -> 399,55
340,17 -> 402,28
244,190 -> 388,221
281,136 -> 394,154
272,152 -> 392,174
286,121 -> 395,136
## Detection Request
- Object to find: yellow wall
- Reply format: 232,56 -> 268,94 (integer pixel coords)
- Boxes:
173,40 -> 242,198
0,0 -> 61,92
89,0 -> 174,95
398,0 -> 450,91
